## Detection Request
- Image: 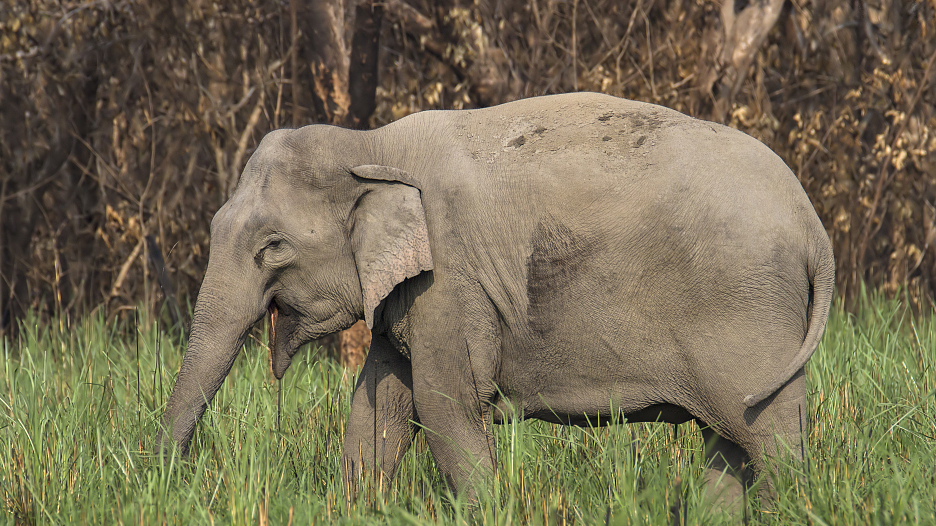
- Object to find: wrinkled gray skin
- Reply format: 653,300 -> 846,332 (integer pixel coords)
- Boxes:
156,92 -> 834,512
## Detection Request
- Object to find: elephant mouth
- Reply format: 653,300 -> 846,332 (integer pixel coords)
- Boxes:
266,298 -> 300,380
268,299 -> 279,377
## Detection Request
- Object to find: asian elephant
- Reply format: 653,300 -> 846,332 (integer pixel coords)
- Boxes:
155,92 -> 834,511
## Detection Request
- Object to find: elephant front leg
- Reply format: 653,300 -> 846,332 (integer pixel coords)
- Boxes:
341,335 -> 418,501
411,340 -> 498,499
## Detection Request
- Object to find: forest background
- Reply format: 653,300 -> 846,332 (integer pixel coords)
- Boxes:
1,0 -> 935,365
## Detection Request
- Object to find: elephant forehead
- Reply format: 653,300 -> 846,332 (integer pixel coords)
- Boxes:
240,129 -> 320,186
242,149 -> 297,189
211,193 -> 275,241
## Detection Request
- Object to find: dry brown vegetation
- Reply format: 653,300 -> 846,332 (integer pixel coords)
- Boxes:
1,0 -> 934,345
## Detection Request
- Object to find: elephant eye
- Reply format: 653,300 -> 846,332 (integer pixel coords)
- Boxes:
256,236 -> 296,268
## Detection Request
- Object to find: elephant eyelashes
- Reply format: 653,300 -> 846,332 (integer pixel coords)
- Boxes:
254,238 -> 288,267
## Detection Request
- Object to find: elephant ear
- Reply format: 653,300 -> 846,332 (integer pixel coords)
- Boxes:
349,165 -> 433,329
350,164 -> 422,188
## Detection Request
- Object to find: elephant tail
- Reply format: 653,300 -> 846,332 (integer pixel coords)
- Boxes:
743,240 -> 835,408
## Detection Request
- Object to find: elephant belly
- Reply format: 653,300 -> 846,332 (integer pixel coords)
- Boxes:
490,245 -> 806,426
491,391 -> 695,427
493,307 -> 694,427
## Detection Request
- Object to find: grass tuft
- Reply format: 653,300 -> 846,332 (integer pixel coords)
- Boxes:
1,297 -> 934,524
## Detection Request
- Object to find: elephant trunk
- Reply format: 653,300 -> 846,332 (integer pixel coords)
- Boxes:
155,277 -> 262,457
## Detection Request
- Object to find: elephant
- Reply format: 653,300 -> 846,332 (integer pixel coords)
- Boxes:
155,92 -> 834,513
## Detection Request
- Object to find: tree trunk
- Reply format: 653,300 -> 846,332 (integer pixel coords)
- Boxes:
347,0 -> 382,128
703,0 -> 787,122
307,0 -> 353,124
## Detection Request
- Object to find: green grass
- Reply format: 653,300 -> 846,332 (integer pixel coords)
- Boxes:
1,296 -> 934,525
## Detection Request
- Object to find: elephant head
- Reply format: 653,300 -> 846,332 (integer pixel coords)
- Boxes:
155,127 -> 433,456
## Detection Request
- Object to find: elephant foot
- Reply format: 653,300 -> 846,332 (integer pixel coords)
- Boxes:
700,466 -> 747,519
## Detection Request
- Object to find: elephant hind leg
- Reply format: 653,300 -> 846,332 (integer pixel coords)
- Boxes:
689,368 -> 808,520
741,368 -> 809,500
705,368 -> 809,513
698,424 -> 753,517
